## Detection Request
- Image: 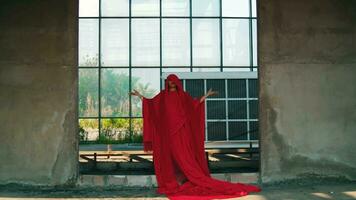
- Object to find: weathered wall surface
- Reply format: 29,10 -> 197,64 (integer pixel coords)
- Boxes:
259,0 -> 356,183
0,0 -> 78,186
0,0 -> 355,187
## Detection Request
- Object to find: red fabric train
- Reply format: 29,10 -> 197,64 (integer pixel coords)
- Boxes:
142,74 -> 261,200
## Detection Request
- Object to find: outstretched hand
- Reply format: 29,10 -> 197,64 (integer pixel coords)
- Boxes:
206,88 -> 218,97
129,89 -> 143,99
200,88 -> 218,102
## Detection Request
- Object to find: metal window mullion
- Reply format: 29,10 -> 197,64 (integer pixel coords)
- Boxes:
189,0 -> 193,72
249,0 -> 253,71
204,79 -> 207,141
219,0 -> 223,72
207,97 -> 257,101
207,119 -> 254,122
225,79 -> 228,140
160,0 -> 163,89
78,65 -> 256,68
79,16 -> 257,19
128,0 -> 132,142
246,79 -> 250,141
80,116 -> 140,119
98,0 -> 102,138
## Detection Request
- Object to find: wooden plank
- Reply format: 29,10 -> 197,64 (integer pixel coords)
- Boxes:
79,148 -> 260,158
79,155 -> 94,161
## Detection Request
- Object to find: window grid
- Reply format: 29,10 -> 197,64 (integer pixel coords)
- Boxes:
163,72 -> 258,142
78,0 -> 258,143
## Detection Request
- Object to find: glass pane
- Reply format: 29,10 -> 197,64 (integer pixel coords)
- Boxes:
228,100 -> 247,119
162,68 -> 191,73
132,0 -> 159,16
252,0 -> 257,17
131,68 -> 160,117
79,19 -> 99,66
100,118 -> 130,142
162,19 -> 190,67
79,0 -> 99,17
207,100 -> 226,119
101,69 -> 130,117
132,19 -> 160,66
223,68 -> 251,72
228,79 -> 246,98
186,79 -> 204,98
222,0 -> 250,17
228,122 -> 247,140
252,19 -> 258,66
132,118 -> 143,143
223,19 -> 250,66
79,119 -> 99,141
162,0 -> 189,16
249,121 -> 259,140
193,68 -> 220,72
207,79 -> 225,98
102,0 -> 129,16
101,19 -> 129,66
207,122 -> 226,141
249,100 -> 258,119
192,19 -> 220,66
248,79 -> 258,98
79,69 -> 99,117
192,0 -> 219,16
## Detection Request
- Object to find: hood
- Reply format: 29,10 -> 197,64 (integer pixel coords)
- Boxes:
165,74 -> 183,92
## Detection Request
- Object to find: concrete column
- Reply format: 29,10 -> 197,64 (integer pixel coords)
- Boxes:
259,0 -> 356,183
0,0 -> 78,186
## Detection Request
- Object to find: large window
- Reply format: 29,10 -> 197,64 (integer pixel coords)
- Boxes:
78,0 -> 258,143
165,72 -> 259,142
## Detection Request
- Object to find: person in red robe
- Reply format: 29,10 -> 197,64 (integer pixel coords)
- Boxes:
130,73 -> 261,200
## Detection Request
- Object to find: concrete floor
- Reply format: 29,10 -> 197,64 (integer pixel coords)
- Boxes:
0,182 -> 355,200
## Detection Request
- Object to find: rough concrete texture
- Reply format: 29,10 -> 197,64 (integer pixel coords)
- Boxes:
76,173 -> 258,187
259,0 -> 356,183
0,181 -> 356,200
0,0 -> 78,186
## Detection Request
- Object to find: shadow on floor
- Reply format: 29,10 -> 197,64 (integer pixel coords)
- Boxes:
0,181 -> 356,199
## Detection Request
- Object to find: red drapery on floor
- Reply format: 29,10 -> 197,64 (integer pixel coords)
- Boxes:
142,74 -> 261,200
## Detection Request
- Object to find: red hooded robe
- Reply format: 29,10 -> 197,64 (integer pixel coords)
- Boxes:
142,74 -> 261,200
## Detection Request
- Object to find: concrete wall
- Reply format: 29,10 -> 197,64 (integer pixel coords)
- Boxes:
259,0 -> 356,183
0,0 -> 355,187
0,0 -> 78,186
